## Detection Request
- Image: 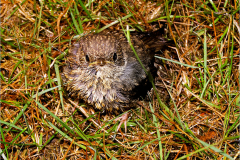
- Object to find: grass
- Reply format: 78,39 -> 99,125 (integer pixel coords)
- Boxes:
1,0 -> 240,159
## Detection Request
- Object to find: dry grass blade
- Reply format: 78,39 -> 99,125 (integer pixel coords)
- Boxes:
0,0 -> 239,159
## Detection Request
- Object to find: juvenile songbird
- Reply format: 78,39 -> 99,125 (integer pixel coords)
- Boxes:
62,29 -> 169,115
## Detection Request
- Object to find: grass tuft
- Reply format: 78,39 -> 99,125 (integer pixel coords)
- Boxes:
1,0 -> 239,159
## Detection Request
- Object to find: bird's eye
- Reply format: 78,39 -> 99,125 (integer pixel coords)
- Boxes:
85,55 -> 90,62
113,52 -> 117,61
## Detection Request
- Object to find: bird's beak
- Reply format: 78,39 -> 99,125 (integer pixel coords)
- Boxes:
96,58 -> 106,66
90,58 -> 111,66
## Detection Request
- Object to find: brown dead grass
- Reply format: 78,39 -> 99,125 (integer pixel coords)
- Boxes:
1,0 -> 240,159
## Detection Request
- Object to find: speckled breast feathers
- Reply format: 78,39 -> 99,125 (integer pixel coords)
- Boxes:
63,31 -> 153,112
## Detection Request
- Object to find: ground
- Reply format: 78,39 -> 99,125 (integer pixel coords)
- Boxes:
1,0 -> 240,159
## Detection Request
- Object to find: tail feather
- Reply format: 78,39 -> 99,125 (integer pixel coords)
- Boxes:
133,29 -> 174,52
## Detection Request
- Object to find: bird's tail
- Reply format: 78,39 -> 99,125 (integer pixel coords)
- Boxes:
134,28 -> 174,52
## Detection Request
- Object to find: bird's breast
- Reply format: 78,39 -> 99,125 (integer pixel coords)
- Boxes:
69,67 -> 128,110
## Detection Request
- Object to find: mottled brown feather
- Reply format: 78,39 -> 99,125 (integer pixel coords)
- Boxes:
62,30 -> 170,113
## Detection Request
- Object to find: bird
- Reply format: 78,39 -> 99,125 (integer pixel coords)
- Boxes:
62,29 -> 170,130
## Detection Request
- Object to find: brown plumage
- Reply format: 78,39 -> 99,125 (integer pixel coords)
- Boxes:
62,29 -> 169,113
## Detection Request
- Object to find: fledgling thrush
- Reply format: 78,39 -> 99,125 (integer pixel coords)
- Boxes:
62,29 -> 169,114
